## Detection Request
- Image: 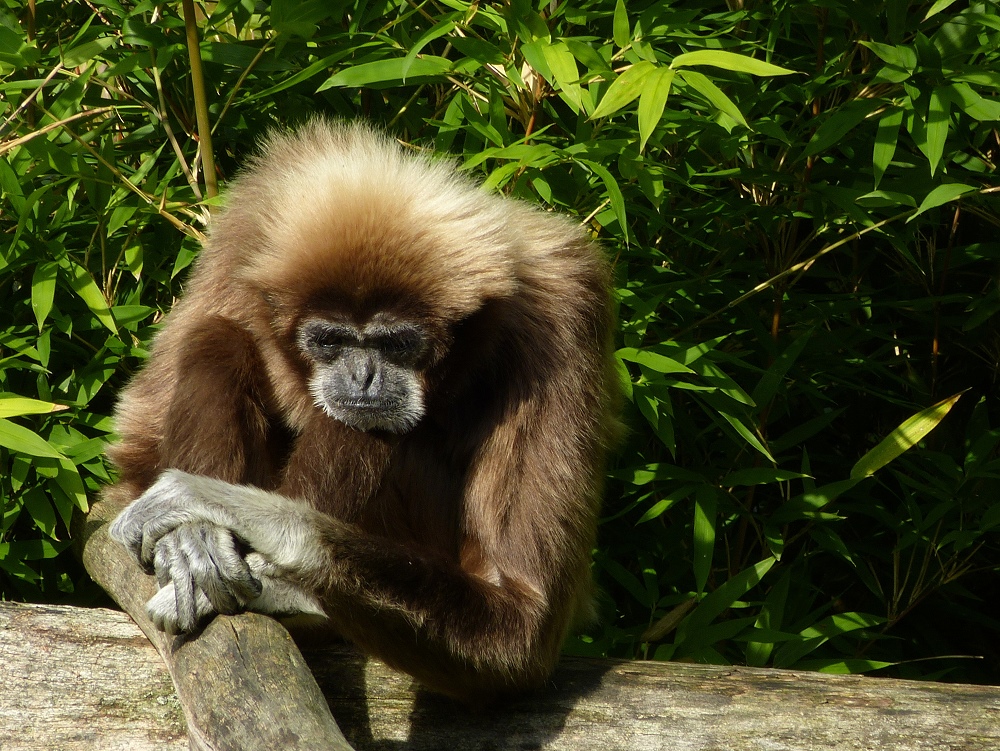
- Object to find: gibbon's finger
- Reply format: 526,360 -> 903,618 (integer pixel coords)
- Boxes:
115,471 -> 204,567
147,583 -> 216,634
108,507 -> 143,564
165,543 -> 199,633
140,518 -> 168,570
175,522 -> 262,612
152,535 -> 175,589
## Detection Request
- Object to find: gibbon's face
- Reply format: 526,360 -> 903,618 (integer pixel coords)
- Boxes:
297,316 -> 430,433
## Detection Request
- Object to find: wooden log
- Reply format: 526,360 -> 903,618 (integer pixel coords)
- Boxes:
79,498 -> 355,751
3,600 -> 999,751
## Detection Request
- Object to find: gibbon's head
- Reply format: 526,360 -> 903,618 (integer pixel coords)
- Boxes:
210,119 -> 534,433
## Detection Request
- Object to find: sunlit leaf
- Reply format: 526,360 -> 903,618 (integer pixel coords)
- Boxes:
679,557 -> 777,638
612,0 -> 630,49
925,87 -> 951,176
692,485 -> 718,593
617,346 -> 694,374
638,68 -> 675,151
745,571 -> 790,667
908,183 -> 978,222
590,61 -> 655,120
541,41 -> 584,113
402,19 -> 456,81
797,659 -> 895,674
850,392 -> 964,479
774,612 -> 885,668
62,261 -> 117,334
923,0 -> 961,21
676,69 -> 748,128
636,485 -> 697,524
318,56 -> 453,90
0,397 -> 68,418
580,158 -> 627,233
30,261 -> 57,330
0,419 -> 66,459
671,50 -> 796,76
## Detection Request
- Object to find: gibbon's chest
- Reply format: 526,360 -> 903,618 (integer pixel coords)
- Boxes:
279,417 -> 469,557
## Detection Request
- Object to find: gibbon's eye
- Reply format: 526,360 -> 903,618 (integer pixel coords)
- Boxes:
301,322 -> 358,358
312,330 -> 351,351
373,328 -> 426,363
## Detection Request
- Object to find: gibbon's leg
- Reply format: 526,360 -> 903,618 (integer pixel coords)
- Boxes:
111,469 -> 564,697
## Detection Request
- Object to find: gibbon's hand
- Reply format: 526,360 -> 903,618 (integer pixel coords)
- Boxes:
147,521 -> 263,631
110,470 -> 242,568
146,548 -> 327,633
110,470 -> 328,633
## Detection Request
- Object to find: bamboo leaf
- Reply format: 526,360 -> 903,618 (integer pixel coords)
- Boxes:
617,346 -> 694,374
0,419 -> 66,459
925,87 -> 951,176
676,69 -> 748,128
923,0 -> 961,21
590,61 -> 655,120
30,261 -> 57,330
541,41 -> 584,113
0,397 -> 68,418
638,68 -> 675,151
401,19 -> 456,82
908,183 -> 977,222
802,99 -> 880,158
872,108 -> 903,189
318,56 -> 453,90
612,0 -> 630,49
580,158 -> 627,232
671,50 -> 796,77
62,261 -> 117,334
859,41 -> 917,70
774,612 -> 885,668
680,557 -> 777,637
850,392 -> 964,479
721,469 -> 810,487
23,488 -> 58,540
692,485 -> 718,593
716,408 -> 775,462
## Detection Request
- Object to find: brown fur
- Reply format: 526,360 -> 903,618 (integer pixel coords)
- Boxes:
107,120 -> 619,701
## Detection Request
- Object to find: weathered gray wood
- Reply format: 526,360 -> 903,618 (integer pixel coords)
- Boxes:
3,601 -> 999,751
0,601 -> 185,751
79,499 -> 355,751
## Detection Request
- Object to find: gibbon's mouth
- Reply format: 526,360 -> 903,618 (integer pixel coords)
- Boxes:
325,397 -> 421,435
332,398 -> 404,413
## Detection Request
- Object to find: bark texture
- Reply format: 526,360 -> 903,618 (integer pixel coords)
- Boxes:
3,600 -> 1000,751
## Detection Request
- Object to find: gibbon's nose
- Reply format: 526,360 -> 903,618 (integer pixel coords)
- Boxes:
345,353 -> 381,396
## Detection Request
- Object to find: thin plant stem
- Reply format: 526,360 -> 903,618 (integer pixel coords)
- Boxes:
181,0 -> 218,199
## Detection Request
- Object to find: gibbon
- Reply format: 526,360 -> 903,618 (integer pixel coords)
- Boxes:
105,120 -> 618,701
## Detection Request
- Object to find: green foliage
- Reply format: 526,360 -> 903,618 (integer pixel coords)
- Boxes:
1,0 -> 998,681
